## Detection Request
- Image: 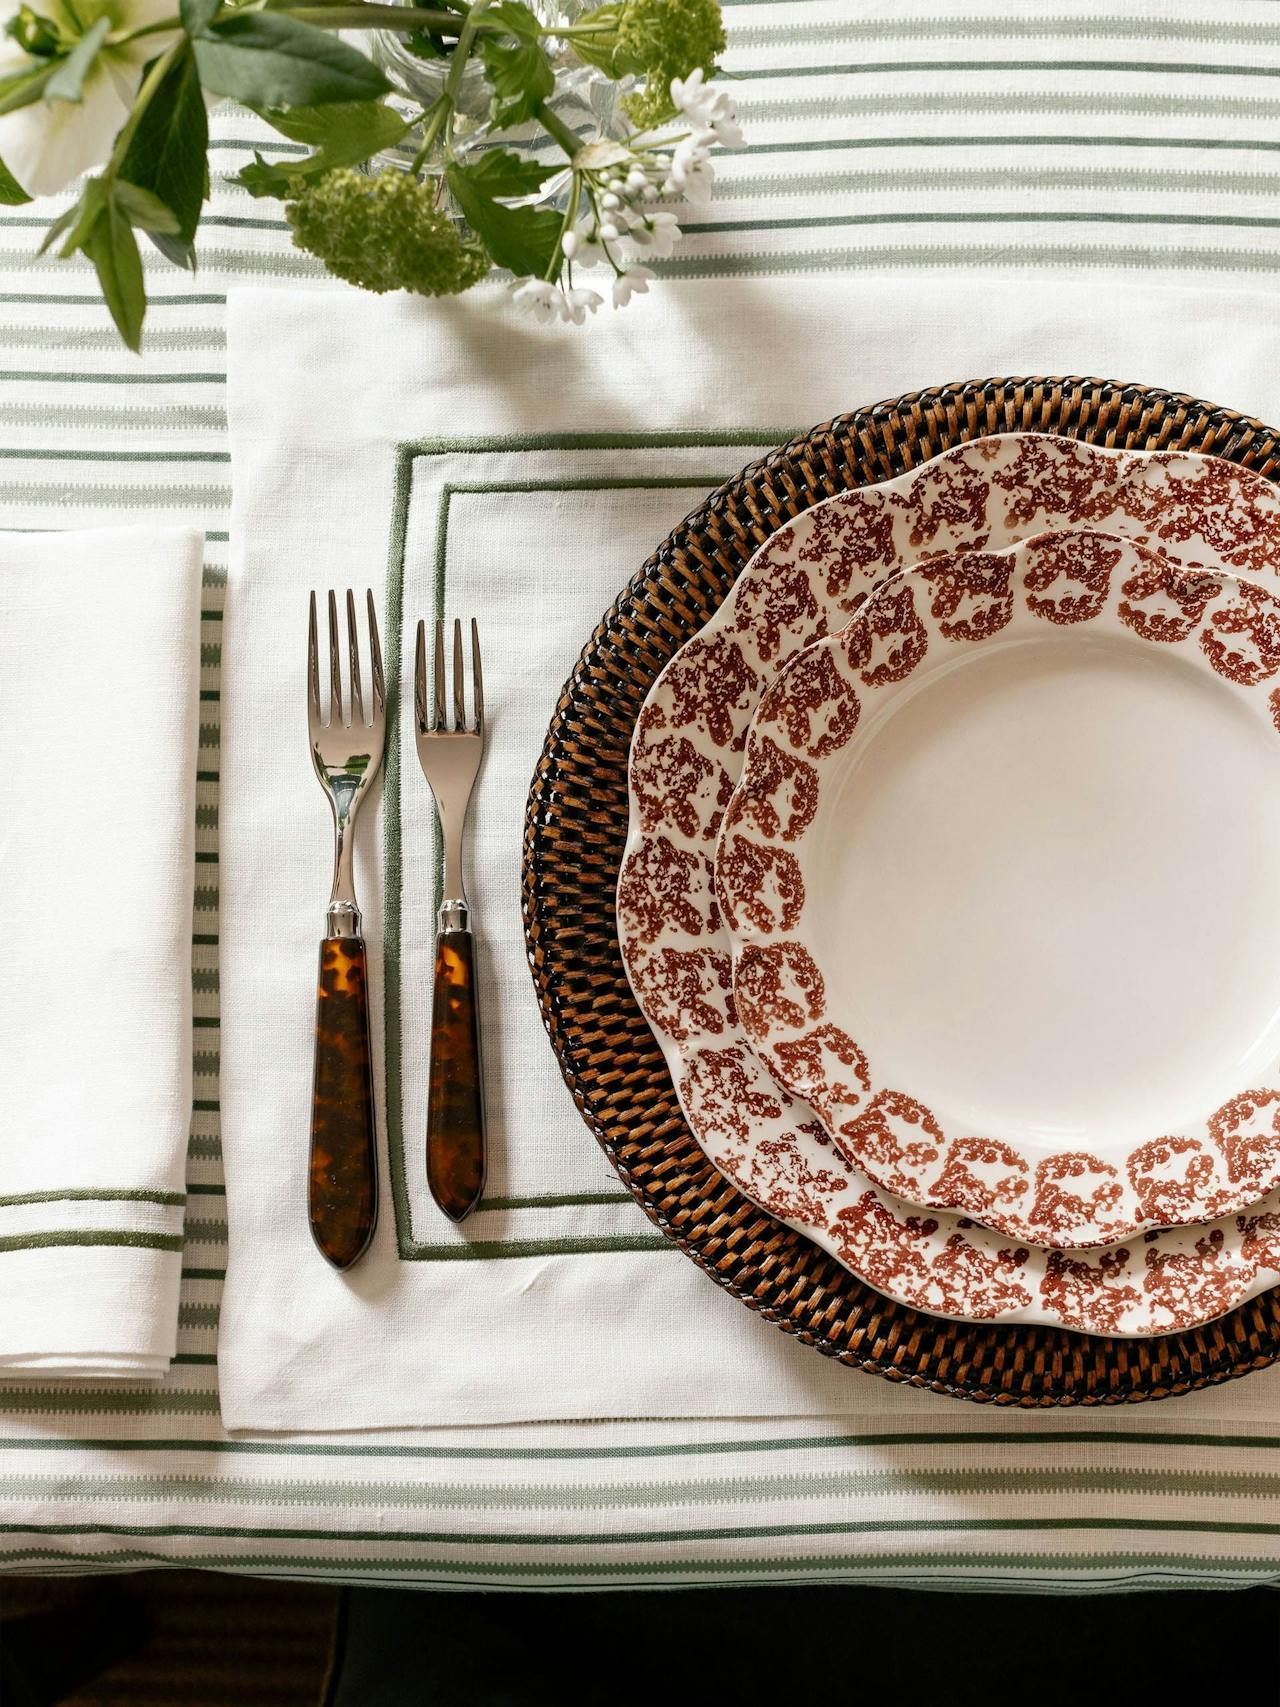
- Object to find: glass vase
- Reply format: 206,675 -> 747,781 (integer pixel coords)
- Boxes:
370,0 -> 629,194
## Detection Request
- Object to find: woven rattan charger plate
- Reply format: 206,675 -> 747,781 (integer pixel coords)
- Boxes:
522,375 -> 1280,1406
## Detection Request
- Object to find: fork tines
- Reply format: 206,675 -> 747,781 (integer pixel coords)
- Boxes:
308,588 -> 385,731
415,616 -> 483,734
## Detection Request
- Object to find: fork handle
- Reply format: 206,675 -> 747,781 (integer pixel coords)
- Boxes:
426,928 -> 486,1222
309,936 -> 378,1269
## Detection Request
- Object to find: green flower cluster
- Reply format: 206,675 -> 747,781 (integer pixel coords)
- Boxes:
576,0 -> 726,127
285,169 -> 489,297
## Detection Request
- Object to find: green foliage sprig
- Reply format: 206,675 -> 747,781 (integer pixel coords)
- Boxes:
0,0 -> 737,347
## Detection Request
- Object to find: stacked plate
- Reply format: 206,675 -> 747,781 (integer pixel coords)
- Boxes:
617,432 -> 1280,1338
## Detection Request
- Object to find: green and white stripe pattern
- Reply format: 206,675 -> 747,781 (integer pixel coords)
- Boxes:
4,0 -> 1280,1589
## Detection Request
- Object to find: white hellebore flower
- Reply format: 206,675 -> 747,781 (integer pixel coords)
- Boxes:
0,0 -> 182,199
611,265 -> 653,309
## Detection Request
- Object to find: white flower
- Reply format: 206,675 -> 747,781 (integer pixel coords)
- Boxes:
670,67 -> 743,150
571,226 -> 610,269
611,265 -> 653,309
510,278 -> 602,326
0,0 -> 183,198
621,209 -> 681,261
665,136 -> 713,203
561,285 -> 602,325
510,277 -> 566,324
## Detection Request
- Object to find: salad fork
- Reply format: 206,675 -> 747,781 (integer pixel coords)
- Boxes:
415,617 -> 486,1222
306,589 -> 386,1269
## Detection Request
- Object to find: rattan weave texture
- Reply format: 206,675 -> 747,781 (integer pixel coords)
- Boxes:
522,376 -> 1280,1405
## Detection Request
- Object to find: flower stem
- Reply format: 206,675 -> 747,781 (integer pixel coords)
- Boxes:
537,102 -> 582,161
407,0 -> 480,174
543,169 -> 580,282
283,5 -> 467,27
109,16 -> 181,45
409,96 -> 451,174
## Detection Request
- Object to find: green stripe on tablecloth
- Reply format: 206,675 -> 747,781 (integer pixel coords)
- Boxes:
727,134 -> 1280,154
715,163 -> 1280,196
0,1231 -> 184,1254
654,242 -> 1280,277
0,1190 -> 186,1208
736,91 -> 1280,120
1,1430 -> 1278,1460
2,1549 -> 1275,1587
10,1515 -> 1280,1545
729,17 -> 1280,48
9,1467 -> 1280,1510
729,60 -> 1280,80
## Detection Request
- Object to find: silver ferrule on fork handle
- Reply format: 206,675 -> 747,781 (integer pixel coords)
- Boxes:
438,899 -> 470,933
438,819 -> 471,934
324,794 -> 363,939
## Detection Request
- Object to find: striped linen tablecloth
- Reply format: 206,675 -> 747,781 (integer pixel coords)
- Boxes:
5,0 -> 1280,1592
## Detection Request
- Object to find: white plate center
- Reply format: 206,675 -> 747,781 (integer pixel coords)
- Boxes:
814,633 -> 1280,1152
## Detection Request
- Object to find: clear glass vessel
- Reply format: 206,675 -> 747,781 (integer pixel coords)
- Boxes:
370,0 -> 628,188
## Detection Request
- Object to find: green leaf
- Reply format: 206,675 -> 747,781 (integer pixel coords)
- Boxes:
40,175 -> 106,257
482,1 -> 543,39
0,57 -> 54,114
148,230 -> 198,270
251,97 -> 405,149
234,152 -> 296,198
459,147 -> 558,199
446,159 -> 560,276
37,203 -> 79,254
404,29 -> 446,61
564,3 -> 625,76
192,13 -> 389,107
477,0 -> 553,130
236,99 -> 409,197
45,15 -> 111,102
114,179 -> 181,234
0,157 -> 30,205
85,198 -> 146,352
119,46 -> 208,244
180,0 -> 221,32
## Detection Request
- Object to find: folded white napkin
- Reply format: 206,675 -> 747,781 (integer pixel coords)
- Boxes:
0,526 -> 203,1377
223,274 -> 1280,1432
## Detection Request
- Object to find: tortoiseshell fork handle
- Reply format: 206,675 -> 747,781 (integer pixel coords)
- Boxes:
426,929 -> 486,1222
309,937 -> 378,1269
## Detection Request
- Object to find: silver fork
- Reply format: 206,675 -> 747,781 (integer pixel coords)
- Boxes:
414,616 -> 486,1222
306,589 -> 386,1269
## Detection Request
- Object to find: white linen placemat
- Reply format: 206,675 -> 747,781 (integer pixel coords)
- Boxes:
0,525 -> 203,1376
223,274 -> 1280,1432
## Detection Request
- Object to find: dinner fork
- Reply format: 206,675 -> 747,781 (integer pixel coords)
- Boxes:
306,589 -> 386,1269
414,617 -> 486,1222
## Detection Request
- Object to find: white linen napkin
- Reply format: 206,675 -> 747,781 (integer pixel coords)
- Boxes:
0,526 -> 203,1377
222,274 -> 1280,1432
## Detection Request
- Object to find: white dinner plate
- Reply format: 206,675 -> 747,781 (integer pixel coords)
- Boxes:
717,528 -> 1280,1249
